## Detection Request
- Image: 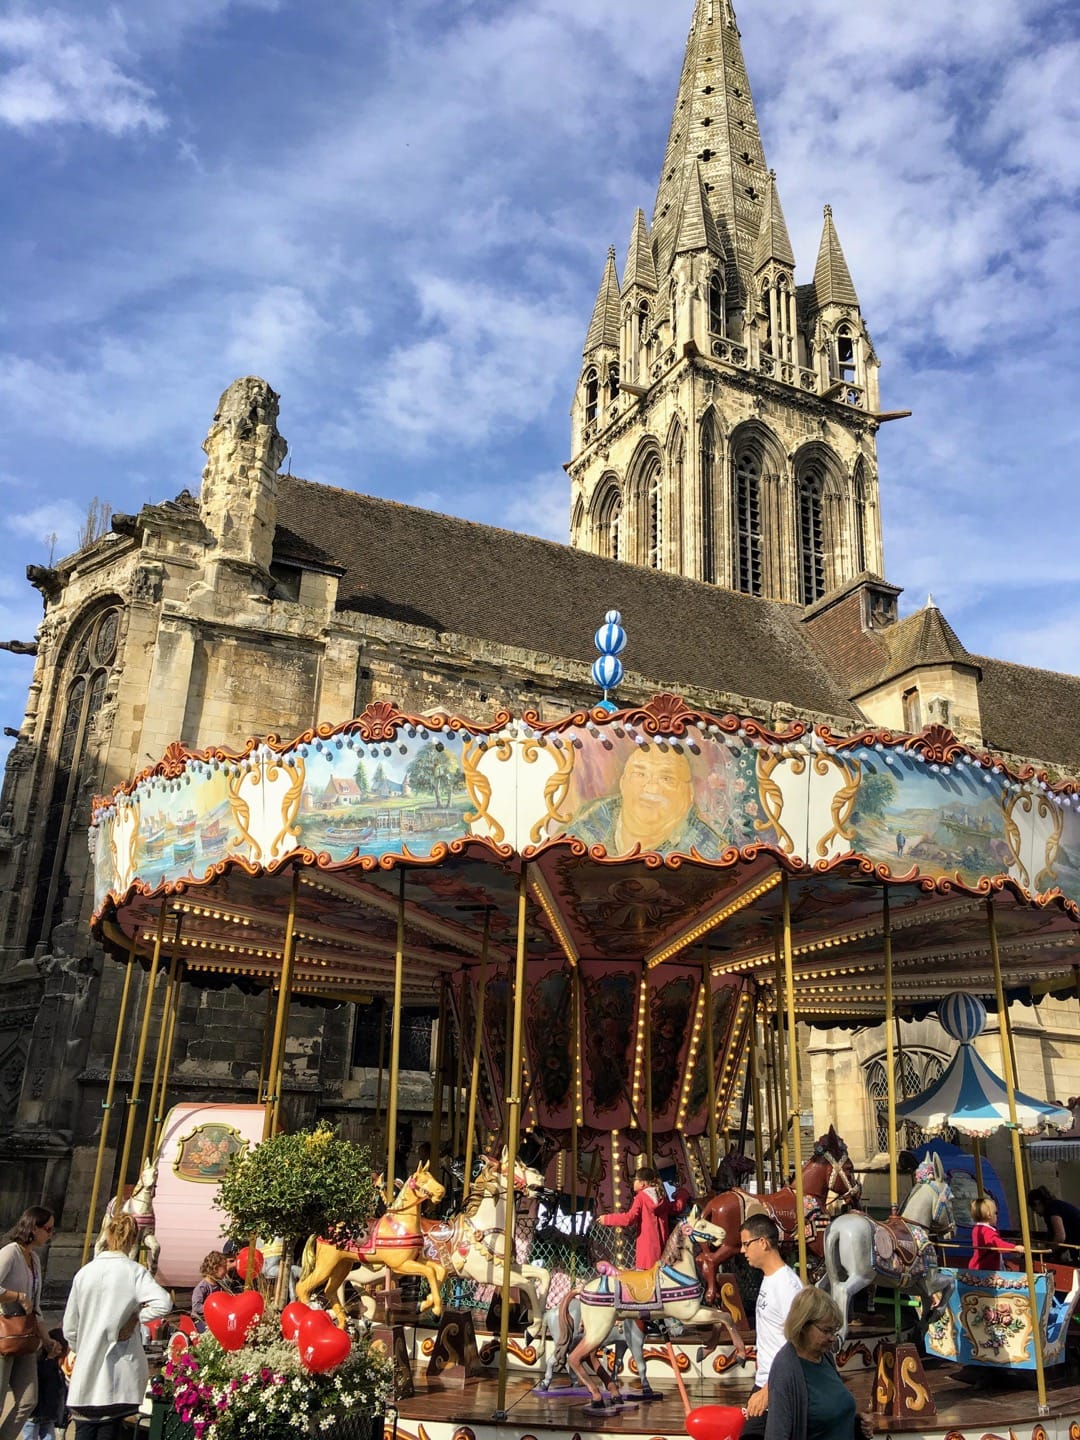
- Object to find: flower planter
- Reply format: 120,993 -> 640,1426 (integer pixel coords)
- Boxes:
317,1411 -> 384,1440
148,1399 -> 196,1440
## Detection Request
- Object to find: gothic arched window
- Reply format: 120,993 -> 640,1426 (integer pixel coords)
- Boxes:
865,1050 -> 949,1154
669,281 -> 678,343
607,363 -> 620,405
734,448 -> 763,596
836,324 -> 856,384
583,368 -> 599,426
596,483 -> 623,562
28,605 -> 121,952
853,465 -> 868,574
709,273 -> 725,337
699,413 -> 719,583
645,462 -> 663,569
797,466 -> 825,603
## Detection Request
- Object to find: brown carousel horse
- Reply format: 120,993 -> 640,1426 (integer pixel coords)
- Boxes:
297,1161 -> 446,1326
696,1126 -> 861,1303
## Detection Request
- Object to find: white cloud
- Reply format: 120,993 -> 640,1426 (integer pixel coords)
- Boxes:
0,10 -> 165,134
7,499 -> 84,555
364,277 -> 580,451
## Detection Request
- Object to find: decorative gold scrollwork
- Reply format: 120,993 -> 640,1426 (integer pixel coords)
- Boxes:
227,770 -> 260,863
1033,793 -> 1064,892
1001,791 -> 1030,890
875,1346 -> 895,1409
755,750 -> 802,854
522,738 -> 574,844
898,1352 -> 929,1411
462,739 -> 505,845
814,753 -> 862,859
268,757 -> 305,860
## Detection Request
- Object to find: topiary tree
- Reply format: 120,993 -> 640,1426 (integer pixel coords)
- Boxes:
216,1125 -> 380,1305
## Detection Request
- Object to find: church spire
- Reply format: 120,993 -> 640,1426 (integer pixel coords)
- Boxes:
752,170 -> 795,274
651,0 -> 768,295
584,247 -> 622,353
621,208 -> 658,294
673,161 -> 726,258
812,204 -> 859,309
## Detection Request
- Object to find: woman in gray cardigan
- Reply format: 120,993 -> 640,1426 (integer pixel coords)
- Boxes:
764,1288 -> 871,1440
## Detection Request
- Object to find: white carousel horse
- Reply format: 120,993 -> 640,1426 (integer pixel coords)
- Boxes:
821,1154 -> 956,1342
560,1213 -> 736,1414
96,1156 -> 161,1275
445,1149 -> 551,1340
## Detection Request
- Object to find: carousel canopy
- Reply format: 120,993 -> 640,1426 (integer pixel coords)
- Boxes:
89,694 -> 1080,1029
895,1041 -> 1072,1137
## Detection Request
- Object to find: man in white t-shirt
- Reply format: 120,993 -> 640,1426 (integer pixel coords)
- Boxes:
739,1213 -> 804,1437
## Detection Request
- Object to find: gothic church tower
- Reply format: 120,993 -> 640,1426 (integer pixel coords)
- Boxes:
568,0 -> 884,604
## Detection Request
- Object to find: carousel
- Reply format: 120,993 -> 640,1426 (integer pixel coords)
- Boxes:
85,616 -> 1080,1440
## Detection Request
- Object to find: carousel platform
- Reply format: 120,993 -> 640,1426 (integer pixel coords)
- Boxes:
387,1328 -> 1080,1440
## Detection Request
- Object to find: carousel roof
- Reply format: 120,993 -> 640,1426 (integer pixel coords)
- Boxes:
895,1041 -> 1073,1137
89,694 -> 1080,1026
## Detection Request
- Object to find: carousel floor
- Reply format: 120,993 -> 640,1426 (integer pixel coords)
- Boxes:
394,1355 -> 1080,1440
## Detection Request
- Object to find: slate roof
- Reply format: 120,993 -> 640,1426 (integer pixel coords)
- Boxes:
873,603 -> 979,686
273,477 -> 862,722
975,656 -> 1080,773
812,206 -> 860,310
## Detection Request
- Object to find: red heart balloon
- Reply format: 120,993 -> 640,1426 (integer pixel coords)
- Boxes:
685,1405 -> 745,1440
280,1301 -> 314,1341
298,1312 -> 351,1373
236,1246 -> 264,1279
203,1290 -> 264,1351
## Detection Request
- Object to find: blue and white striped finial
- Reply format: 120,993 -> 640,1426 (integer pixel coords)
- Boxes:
592,609 -> 626,713
938,992 -> 986,1044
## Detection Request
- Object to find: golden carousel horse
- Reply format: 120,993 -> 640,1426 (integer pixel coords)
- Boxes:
297,1160 -> 446,1326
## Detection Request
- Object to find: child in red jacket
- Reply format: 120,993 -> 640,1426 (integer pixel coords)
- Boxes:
969,1196 -> 1023,1270
598,1167 -> 690,1268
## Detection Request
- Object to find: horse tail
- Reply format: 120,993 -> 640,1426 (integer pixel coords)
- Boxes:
554,1290 -> 579,1372
298,1234 -> 320,1282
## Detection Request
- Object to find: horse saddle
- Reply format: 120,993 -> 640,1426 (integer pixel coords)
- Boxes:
874,1217 -> 924,1274
596,1261 -> 660,1307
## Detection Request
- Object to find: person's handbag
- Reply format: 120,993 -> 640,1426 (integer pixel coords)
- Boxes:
0,1305 -> 40,1356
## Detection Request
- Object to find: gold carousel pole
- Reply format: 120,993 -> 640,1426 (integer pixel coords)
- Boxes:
82,943 -> 137,1263
773,929 -> 790,1180
495,864 -> 530,1420
262,871 -> 300,1140
570,964 -> 581,1228
763,988 -> 780,1188
704,955 -> 718,1178
152,958 -> 184,1155
749,989 -> 766,1193
463,914 -> 492,1196
114,902 -> 169,1209
385,868 -> 406,1203
429,980 -> 447,1177
141,920 -> 182,1168
644,966 -> 654,1165
987,897 -> 1047,1413
781,874 -> 808,1279
883,889 -> 899,1214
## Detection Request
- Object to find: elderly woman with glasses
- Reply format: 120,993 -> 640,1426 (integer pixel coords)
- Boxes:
0,1208 -> 61,1440
764,1288 -> 871,1440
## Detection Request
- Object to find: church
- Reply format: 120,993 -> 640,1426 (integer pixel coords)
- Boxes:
0,0 -> 1076,1228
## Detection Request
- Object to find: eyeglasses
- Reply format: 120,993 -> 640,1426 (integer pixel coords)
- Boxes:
739,1237 -> 763,1249
813,1323 -> 839,1337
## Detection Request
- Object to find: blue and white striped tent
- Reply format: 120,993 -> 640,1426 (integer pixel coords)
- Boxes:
896,1041 -> 1072,1138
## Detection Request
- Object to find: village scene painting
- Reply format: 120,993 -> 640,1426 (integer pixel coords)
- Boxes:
95,719 -> 1076,904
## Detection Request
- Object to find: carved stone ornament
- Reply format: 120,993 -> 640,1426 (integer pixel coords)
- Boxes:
130,563 -> 165,605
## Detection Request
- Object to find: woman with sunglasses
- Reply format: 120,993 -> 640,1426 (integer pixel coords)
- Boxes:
0,1208 -> 61,1440
764,1287 -> 871,1440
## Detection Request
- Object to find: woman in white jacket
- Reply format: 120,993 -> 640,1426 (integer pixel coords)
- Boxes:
63,1214 -> 171,1440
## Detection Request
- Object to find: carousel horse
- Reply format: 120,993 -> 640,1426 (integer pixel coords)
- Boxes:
697,1126 -> 860,1300
297,1160 -> 447,1327
821,1154 -> 956,1342
444,1149 -> 551,1341
560,1213 -> 735,1415
96,1156 -> 160,1275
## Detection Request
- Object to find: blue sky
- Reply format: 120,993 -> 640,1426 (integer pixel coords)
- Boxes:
0,0 -> 1078,742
